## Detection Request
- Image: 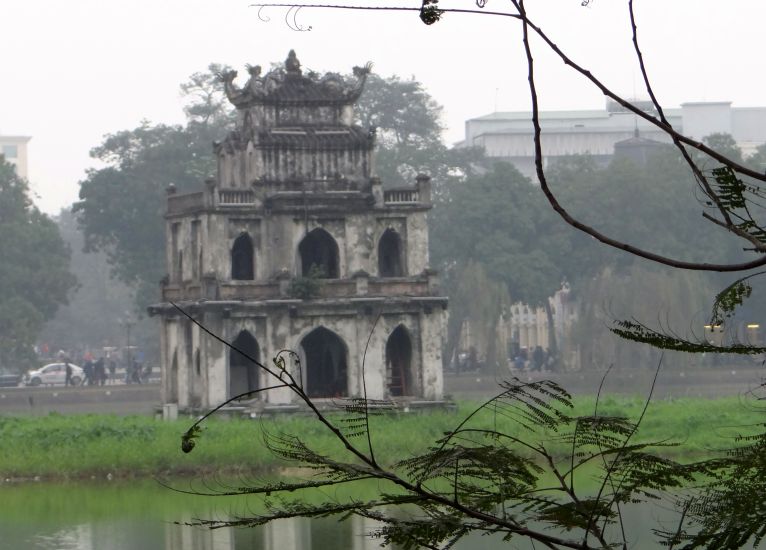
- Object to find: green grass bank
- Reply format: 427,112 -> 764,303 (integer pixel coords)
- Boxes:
1,395 -> 763,481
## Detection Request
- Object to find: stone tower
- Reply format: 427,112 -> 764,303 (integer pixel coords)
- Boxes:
149,51 -> 447,411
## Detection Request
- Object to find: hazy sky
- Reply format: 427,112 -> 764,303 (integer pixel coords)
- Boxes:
3,0 -> 764,213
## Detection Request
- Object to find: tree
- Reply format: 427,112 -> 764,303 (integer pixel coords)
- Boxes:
356,72 -> 484,188
442,261 -> 510,369
74,64 -> 234,310
38,209 -> 146,355
0,159 -> 76,371
431,161 -> 578,366
171,2 -> 766,548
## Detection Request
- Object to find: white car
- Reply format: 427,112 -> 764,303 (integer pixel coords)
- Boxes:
24,363 -> 83,387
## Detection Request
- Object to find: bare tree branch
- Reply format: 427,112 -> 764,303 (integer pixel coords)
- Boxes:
513,0 -> 766,272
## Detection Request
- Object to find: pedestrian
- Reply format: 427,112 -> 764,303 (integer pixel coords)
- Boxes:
94,357 -> 106,386
108,359 -> 116,384
64,360 -> 73,387
513,354 -> 525,371
131,359 -> 142,384
83,358 -> 94,386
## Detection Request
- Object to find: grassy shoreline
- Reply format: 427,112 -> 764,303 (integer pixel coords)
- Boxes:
1,395 -> 763,482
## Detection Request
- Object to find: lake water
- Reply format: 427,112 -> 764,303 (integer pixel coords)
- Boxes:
0,479 -> 707,549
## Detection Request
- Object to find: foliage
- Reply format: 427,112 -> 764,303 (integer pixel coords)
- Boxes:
442,262 -> 510,369
660,422 -> 766,549
432,161 -> 576,309
610,319 -> 766,355
287,265 -> 324,300
37,209 -> 154,355
73,64 -> 235,311
355,72 -> 484,188
0,160 -> 76,371
572,264 -> 716,371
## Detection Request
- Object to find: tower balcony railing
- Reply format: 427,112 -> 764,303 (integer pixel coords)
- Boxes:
262,178 -> 363,195
368,279 -> 429,296
167,191 -> 205,214
384,188 -> 420,205
161,274 -> 439,303
219,188 -> 256,205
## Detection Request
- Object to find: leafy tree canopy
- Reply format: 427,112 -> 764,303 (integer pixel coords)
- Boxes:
38,209 -> 151,355
355,73 -> 484,187
74,64 -> 235,310
431,161 -> 581,309
0,160 -> 76,370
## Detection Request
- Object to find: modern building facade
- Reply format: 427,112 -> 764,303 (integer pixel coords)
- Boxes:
461,100 -> 766,178
0,135 -> 31,179
149,51 -> 447,411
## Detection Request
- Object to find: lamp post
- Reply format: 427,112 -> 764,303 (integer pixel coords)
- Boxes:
118,313 -> 135,382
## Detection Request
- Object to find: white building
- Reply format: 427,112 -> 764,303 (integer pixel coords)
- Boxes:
461,100 -> 766,178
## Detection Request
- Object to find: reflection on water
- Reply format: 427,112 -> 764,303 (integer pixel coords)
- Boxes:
0,480 -> 707,549
4,510 -> 375,550
0,481 -> 387,550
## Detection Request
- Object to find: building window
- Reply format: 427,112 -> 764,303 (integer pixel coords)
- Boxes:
298,228 -> 339,278
386,325 -> 413,396
301,327 -> 347,398
231,233 -> 255,280
229,330 -> 260,399
1,145 -> 18,159
378,229 -> 404,277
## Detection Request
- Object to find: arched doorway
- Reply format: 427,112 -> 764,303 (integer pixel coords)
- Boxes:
301,327 -> 347,398
231,233 -> 255,280
386,325 -> 413,396
229,330 -> 260,399
298,228 -> 339,278
378,229 -> 404,277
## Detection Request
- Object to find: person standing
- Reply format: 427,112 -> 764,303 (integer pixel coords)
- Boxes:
83,358 -> 94,386
108,359 -> 117,384
131,359 -> 142,384
94,357 -> 106,386
64,360 -> 73,387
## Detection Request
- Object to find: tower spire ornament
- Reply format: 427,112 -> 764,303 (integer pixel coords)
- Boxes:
217,51 -> 372,109
285,49 -> 301,75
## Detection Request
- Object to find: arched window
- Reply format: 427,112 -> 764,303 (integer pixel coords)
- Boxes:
298,228 -> 339,279
301,327 -> 347,398
378,229 -> 404,277
386,325 -> 413,396
231,233 -> 255,280
229,330 -> 260,399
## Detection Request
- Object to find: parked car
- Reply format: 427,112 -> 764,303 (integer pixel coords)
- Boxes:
23,363 -> 83,387
0,369 -> 21,388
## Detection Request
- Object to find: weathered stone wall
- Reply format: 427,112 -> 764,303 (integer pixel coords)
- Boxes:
166,206 -> 430,285
160,301 -> 445,408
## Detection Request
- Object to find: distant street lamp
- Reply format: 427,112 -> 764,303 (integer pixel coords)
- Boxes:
118,313 -> 136,371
